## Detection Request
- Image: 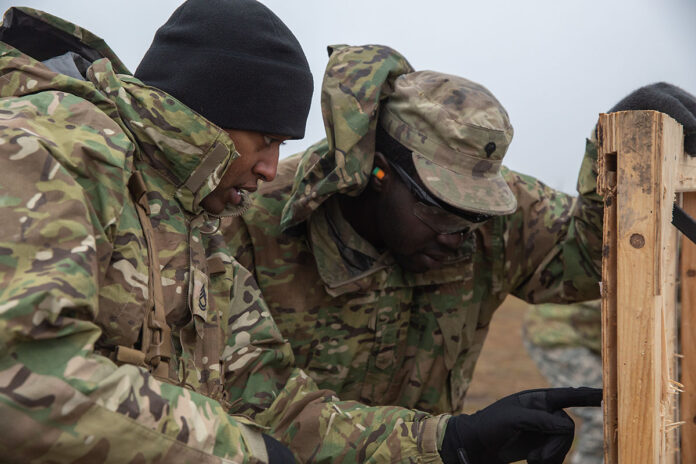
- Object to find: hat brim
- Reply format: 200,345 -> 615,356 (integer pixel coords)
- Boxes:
412,152 -> 517,215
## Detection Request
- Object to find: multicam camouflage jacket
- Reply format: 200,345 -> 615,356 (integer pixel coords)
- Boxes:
226,44 -> 604,415
0,10 -> 448,463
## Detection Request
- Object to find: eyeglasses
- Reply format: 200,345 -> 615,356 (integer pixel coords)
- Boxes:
387,160 -> 491,235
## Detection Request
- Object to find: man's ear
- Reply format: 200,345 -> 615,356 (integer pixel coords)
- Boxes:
370,151 -> 391,193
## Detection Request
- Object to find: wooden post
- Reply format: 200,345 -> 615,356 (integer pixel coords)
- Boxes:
598,110 -> 690,463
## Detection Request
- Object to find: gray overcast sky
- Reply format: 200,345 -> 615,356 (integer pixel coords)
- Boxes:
3,0 -> 695,193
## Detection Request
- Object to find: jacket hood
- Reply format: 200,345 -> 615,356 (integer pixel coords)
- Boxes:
279,44 -> 414,231
0,7 -> 128,74
0,7 -> 241,216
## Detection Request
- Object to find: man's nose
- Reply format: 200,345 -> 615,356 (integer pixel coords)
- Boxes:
254,149 -> 279,182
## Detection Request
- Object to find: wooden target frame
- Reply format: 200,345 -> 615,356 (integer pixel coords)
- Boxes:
598,110 -> 694,463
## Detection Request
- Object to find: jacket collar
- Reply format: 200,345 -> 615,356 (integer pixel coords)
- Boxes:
100,68 -> 239,215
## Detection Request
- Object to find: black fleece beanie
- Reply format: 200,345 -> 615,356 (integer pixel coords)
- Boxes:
135,0 -> 313,139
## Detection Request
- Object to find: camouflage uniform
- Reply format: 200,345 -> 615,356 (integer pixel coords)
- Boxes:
0,10 -> 449,463
524,301 -> 604,464
226,44 -> 604,415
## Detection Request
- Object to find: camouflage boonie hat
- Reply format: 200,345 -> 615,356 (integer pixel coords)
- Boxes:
380,71 -> 516,215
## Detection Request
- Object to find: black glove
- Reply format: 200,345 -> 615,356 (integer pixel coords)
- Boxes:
439,387 -> 602,464
610,82 -> 696,155
262,433 -> 296,464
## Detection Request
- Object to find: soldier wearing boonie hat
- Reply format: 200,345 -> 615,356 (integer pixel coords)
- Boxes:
225,43 -> 696,464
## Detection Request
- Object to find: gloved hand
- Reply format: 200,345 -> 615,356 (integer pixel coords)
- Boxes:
439,387 -> 602,464
262,433 -> 296,464
610,82 -> 696,155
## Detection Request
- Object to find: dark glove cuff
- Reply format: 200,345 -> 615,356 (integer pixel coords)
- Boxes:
439,415 -> 484,464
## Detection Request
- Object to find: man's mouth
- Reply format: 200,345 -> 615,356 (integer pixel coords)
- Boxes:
228,187 -> 243,205
227,185 -> 257,206
417,248 -> 465,268
421,248 -> 459,262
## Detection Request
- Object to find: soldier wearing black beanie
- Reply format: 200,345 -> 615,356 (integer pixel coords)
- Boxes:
135,0 -> 313,139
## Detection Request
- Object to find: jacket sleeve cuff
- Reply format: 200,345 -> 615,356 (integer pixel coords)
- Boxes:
420,414 -> 451,463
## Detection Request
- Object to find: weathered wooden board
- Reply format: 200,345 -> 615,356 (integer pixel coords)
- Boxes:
598,110 -> 684,464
